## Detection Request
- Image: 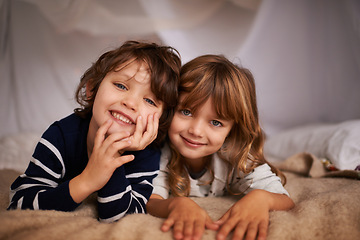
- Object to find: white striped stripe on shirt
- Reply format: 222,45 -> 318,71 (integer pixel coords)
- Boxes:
40,138 -> 65,178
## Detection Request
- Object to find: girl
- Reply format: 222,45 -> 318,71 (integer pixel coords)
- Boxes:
8,41 -> 181,223
147,55 -> 294,240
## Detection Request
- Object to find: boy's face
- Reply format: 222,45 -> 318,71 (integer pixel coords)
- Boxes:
168,94 -> 233,170
90,60 -> 164,136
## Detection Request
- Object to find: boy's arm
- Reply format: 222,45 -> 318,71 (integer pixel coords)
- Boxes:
8,129 -> 80,211
97,148 -> 160,222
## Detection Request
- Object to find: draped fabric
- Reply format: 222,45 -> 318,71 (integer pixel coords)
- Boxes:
1,0 -> 359,138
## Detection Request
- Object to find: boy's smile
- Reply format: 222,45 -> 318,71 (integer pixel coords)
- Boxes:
111,110 -> 135,125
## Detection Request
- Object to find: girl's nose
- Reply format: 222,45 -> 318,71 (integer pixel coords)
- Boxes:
188,119 -> 204,137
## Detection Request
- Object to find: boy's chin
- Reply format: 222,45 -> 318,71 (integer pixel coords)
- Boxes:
107,125 -> 135,136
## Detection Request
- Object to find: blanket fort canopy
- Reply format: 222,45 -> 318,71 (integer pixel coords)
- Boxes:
1,0 -> 360,139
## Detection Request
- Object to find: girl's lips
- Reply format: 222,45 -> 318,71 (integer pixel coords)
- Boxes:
181,136 -> 206,148
110,111 -> 135,125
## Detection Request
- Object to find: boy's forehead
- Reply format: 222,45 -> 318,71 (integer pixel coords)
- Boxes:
114,59 -> 149,72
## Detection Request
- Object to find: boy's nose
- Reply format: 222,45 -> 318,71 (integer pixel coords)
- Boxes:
122,94 -> 138,111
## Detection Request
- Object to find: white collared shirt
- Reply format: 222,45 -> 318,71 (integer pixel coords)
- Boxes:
152,144 -> 289,199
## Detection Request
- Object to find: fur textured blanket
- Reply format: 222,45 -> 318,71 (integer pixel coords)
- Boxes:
0,153 -> 359,240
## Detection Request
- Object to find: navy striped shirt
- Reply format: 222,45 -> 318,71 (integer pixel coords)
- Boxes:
8,113 -> 160,222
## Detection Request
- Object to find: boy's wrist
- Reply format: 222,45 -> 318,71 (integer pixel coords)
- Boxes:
69,174 -> 94,203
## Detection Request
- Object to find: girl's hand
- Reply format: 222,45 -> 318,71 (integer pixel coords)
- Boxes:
70,120 -> 135,203
162,197 -> 219,240
215,190 -> 270,240
126,112 -> 160,151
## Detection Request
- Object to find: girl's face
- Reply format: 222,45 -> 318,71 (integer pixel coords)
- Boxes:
89,60 -> 163,136
168,94 -> 234,171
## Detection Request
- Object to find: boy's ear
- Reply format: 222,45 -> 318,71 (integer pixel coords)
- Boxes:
85,82 -> 92,99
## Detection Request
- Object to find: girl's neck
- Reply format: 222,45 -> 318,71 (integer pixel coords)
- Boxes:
183,155 -> 212,174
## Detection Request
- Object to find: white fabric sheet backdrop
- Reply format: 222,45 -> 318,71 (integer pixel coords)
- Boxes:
1,0 -> 359,138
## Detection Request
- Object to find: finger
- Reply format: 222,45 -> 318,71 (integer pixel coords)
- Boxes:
243,222 -> 258,240
192,220 -> 206,240
140,113 -> 159,145
255,220 -> 268,240
153,112 -> 160,127
104,131 -> 131,145
161,218 -> 175,232
150,112 -> 159,138
149,112 -> 160,133
215,210 -> 230,226
93,120 -> 113,149
216,219 -> 239,240
205,218 -> 220,231
114,154 -> 135,168
172,221 -> 184,240
103,132 -> 132,156
133,115 -> 144,140
143,114 -> 155,139
230,221 -> 247,240
183,221 -> 194,240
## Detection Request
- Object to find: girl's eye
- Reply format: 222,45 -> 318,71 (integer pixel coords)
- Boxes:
145,98 -> 156,106
211,120 -> 223,127
181,109 -> 192,116
114,83 -> 127,90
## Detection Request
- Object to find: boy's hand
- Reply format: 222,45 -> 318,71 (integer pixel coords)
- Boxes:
162,197 -> 219,240
86,120 -> 136,190
70,120 -> 135,203
126,112 -> 160,151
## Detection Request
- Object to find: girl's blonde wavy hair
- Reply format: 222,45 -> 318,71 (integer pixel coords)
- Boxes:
167,54 -> 286,197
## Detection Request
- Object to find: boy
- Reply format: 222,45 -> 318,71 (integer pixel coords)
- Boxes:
8,41 -> 181,222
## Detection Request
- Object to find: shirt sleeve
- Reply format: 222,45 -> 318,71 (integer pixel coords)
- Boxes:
97,148 -> 160,223
8,125 -> 80,211
230,163 -> 290,196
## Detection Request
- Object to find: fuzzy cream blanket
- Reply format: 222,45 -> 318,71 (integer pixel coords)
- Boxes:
0,153 -> 359,240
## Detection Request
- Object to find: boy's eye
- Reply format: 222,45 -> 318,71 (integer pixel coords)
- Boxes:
114,83 -> 127,90
145,98 -> 156,106
211,120 -> 223,127
181,109 -> 192,116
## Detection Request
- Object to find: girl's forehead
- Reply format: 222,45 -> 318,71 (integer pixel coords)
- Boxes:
179,92 -> 233,121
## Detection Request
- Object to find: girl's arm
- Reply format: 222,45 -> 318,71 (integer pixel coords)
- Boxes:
215,189 -> 294,240
147,194 -> 219,240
